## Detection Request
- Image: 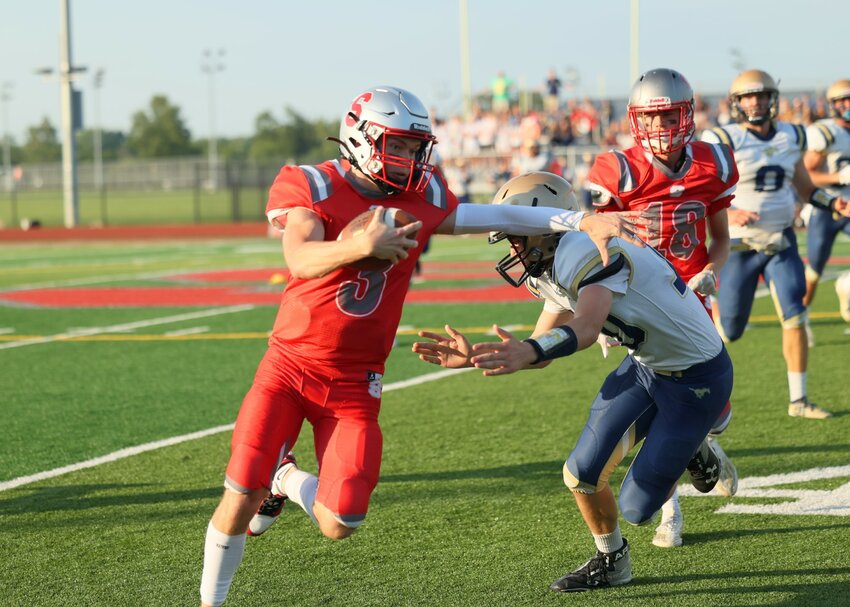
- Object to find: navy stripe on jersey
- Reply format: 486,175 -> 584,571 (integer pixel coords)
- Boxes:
611,150 -> 636,193
577,253 -> 626,290
815,123 -> 835,147
792,124 -> 807,151
707,142 -> 734,183
425,173 -> 448,209
710,127 -> 734,150
298,165 -> 333,203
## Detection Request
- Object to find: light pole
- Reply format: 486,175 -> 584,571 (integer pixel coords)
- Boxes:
201,48 -> 225,191
93,68 -> 104,192
1,82 -> 13,194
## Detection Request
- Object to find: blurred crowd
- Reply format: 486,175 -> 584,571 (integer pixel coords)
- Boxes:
433,72 -> 832,207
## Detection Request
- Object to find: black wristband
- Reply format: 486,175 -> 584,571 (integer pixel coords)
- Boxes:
809,188 -> 836,212
524,325 -> 579,364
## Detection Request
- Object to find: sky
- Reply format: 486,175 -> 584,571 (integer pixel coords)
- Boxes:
1,0 -> 847,143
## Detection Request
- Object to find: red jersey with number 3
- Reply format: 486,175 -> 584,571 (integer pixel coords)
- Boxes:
589,143 -> 738,282
265,159 -> 458,381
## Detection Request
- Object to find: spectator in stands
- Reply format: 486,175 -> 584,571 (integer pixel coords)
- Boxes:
544,68 -> 563,114
491,71 -> 515,115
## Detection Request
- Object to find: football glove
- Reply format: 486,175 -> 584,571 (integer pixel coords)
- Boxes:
838,165 -> 850,186
687,269 -> 717,296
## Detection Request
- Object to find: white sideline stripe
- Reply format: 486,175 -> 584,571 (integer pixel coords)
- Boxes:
0,305 -> 254,350
0,367 -> 475,492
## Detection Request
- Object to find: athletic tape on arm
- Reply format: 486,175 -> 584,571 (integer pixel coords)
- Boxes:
452,204 -> 586,235
524,325 -> 579,364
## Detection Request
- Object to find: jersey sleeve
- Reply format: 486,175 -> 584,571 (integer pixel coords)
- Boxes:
265,165 -> 314,230
552,233 -> 630,298
586,152 -> 623,210
806,122 -> 833,153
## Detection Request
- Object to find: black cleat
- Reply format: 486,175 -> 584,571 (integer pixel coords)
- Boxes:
550,539 -> 632,592
686,439 -> 721,493
247,452 -> 297,537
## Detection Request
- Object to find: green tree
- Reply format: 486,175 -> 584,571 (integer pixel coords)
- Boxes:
249,108 -> 337,164
76,129 -> 127,161
126,95 -> 195,158
21,117 -> 62,163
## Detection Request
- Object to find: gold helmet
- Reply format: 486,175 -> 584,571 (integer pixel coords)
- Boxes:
826,79 -> 850,120
489,171 -> 579,287
729,69 -> 779,126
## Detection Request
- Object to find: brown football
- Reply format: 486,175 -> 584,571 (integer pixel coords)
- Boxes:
338,207 -> 420,271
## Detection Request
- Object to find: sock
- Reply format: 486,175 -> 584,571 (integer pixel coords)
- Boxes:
592,526 -> 623,554
788,371 -> 806,403
661,490 -> 680,517
200,521 -> 246,607
283,468 -> 320,526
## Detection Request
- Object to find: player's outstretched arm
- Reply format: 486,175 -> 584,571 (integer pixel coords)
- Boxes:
412,325 -> 474,369
577,212 -> 644,266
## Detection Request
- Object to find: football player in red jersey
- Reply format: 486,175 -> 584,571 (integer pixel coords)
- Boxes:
198,85 -> 642,607
588,68 -> 739,549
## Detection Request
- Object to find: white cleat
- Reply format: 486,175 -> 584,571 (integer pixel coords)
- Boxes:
247,453 -> 298,537
653,506 -> 683,548
788,399 -> 833,419
708,436 -> 738,497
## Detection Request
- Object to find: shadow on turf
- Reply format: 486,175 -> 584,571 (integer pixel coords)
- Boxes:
628,566 -> 850,605
671,522 -> 850,547
0,483 -> 221,519
380,459 -> 563,483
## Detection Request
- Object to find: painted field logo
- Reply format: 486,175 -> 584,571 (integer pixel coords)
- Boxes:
678,464 -> 850,516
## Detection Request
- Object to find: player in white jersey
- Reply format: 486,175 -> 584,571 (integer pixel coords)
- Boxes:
701,70 -> 850,420
412,173 -> 734,592
802,79 -> 850,318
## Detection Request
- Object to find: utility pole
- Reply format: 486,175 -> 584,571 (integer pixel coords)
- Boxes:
59,0 -> 84,227
201,48 -> 225,191
93,68 -> 104,192
1,82 -> 12,193
458,0 -> 472,120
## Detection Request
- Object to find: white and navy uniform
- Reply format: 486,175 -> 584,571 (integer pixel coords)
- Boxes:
529,232 -> 733,525
701,123 -> 808,338
805,119 -> 850,276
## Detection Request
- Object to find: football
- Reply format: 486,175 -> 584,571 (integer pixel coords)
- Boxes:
338,207 -> 420,271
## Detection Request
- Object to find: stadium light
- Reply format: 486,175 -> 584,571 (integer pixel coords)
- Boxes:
201,48 -> 225,191
1,82 -> 13,193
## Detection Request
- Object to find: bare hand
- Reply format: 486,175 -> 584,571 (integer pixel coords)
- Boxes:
727,208 -> 760,227
412,325 -> 473,369
579,212 -> 645,266
834,197 -> 850,218
361,206 -> 423,264
469,325 -> 538,376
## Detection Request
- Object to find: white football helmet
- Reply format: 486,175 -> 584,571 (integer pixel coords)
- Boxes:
729,69 -> 779,126
627,68 -> 695,155
826,79 -> 850,121
338,85 -> 437,194
489,171 -> 579,287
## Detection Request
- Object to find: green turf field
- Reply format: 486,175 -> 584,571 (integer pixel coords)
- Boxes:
1,234 -> 848,606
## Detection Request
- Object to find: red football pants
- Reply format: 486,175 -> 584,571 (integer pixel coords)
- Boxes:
225,348 -> 383,520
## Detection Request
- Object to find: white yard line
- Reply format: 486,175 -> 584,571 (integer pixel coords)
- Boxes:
0,305 -> 254,350
0,367 -> 475,492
